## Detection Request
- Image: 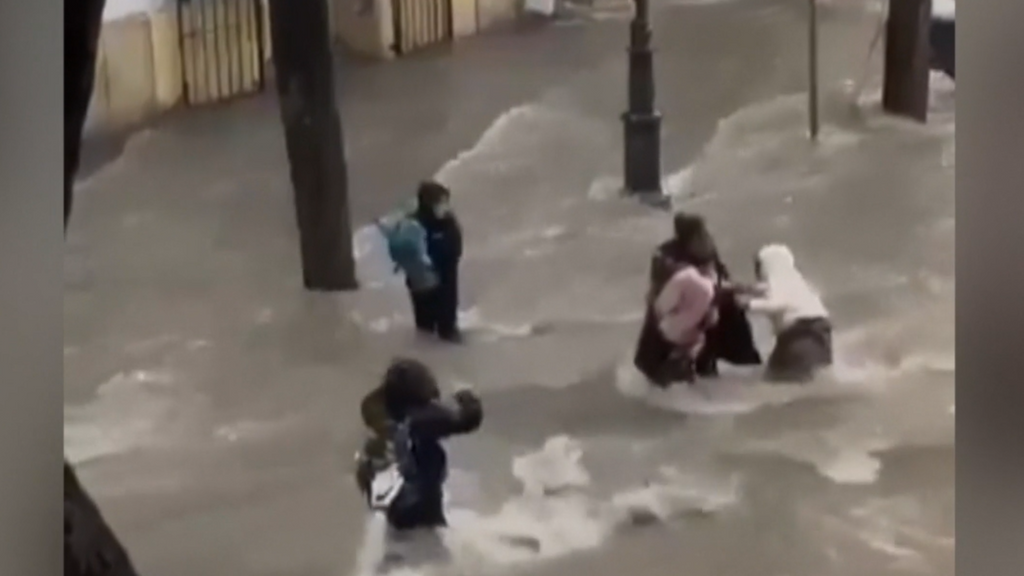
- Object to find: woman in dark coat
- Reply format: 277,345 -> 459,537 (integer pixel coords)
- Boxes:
633,213 -> 761,387
410,181 -> 464,343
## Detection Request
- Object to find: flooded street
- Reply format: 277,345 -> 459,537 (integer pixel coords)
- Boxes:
65,1 -> 953,575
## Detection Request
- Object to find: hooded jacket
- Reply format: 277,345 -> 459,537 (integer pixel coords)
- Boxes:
653,265 -> 717,349
358,359 -> 482,529
746,244 -> 829,334
414,182 -> 463,275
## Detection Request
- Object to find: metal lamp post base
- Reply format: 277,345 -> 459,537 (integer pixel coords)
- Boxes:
622,110 -> 663,197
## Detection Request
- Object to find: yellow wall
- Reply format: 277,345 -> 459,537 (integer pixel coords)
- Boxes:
88,15 -> 158,133
85,1 -> 272,135
84,0 -> 522,135
149,9 -> 183,110
177,0 -> 267,105
452,0 -> 479,38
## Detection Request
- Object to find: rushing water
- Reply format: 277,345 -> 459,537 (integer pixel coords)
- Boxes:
65,2 -> 952,575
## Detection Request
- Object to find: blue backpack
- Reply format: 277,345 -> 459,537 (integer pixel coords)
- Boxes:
377,215 -> 438,292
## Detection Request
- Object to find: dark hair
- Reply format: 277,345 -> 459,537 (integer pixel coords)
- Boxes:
381,357 -> 440,420
672,213 -> 717,267
417,180 -> 450,209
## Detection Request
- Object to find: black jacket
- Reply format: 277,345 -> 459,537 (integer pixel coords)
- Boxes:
414,210 -> 463,274
360,388 -> 481,529
644,240 -> 761,369
360,387 -> 482,486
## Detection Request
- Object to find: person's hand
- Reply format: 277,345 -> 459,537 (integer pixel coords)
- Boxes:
729,282 -> 766,296
453,388 -> 481,406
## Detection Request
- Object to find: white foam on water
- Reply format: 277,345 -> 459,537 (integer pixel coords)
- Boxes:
349,310 -> 411,335
821,496 -> 953,571
441,437 -> 739,568
586,176 -> 621,201
819,450 -> 884,485
512,436 -> 592,496
722,347 -> 954,486
352,512 -> 392,576
350,436 -> 740,575
433,105 -> 540,188
212,416 -> 298,444
64,369 -> 210,465
613,325 -> 955,422
664,165 -> 695,199
615,362 -> 766,415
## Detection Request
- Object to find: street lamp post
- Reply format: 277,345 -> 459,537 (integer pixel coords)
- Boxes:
622,0 -> 663,198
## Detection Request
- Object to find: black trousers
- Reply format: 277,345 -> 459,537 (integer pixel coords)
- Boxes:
387,485 -> 447,531
765,317 -> 833,383
409,267 -> 459,338
633,308 -> 696,388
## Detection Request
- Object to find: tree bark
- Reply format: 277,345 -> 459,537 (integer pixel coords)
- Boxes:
66,0 -> 106,228
268,0 -> 358,291
65,2 -> 142,575
882,0 -> 932,122
64,463 -> 140,576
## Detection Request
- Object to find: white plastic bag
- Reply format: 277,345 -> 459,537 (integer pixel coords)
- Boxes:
369,464 -> 406,511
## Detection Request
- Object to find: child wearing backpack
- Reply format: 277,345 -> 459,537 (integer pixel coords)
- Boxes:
378,181 -> 464,343
355,358 -> 483,531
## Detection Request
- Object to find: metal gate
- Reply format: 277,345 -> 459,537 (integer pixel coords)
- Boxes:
391,0 -> 453,56
176,0 -> 267,106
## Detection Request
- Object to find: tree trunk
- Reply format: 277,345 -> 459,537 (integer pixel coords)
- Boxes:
65,2 -> 142,575
268,0 -> 358,291
64,463 -> 140,576
882,0 -> 932,122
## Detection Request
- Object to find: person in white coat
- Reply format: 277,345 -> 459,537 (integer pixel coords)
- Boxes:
742,244 -> 833,382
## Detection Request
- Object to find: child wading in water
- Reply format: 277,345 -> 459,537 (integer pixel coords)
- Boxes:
355,358 -> 482,531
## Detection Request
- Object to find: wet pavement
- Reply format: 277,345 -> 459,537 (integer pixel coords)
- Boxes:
65,1 -> 953,576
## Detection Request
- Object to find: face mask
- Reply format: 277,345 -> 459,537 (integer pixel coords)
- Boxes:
434,202 -> 451,217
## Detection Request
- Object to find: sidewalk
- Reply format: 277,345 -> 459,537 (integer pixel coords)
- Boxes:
64,2 -> 954,576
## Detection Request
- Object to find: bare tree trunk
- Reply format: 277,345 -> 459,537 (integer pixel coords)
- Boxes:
65,2 -> 141,575
268,0 -> 358,291
66,0 -> 106,228
64,463 -> 140,576
882,0 -> 932,122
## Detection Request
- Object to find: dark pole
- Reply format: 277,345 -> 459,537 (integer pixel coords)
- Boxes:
882,0 -> 932,122
622,0 -> 663,198
66,1 -> 142,574
268,0 -> 358,291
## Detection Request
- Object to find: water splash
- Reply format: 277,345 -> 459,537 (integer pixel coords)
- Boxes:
64,369 -> 203,465
352,513 -> 392,576
433,106 -> 539,188
349,436 -> 740,575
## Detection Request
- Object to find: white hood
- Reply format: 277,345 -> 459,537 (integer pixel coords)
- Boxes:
749,244 -> 829,332
757,244 -> 798,279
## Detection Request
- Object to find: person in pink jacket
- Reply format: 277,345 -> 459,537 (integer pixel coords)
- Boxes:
633,213 -> 762,387
652,262 -> 719,367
